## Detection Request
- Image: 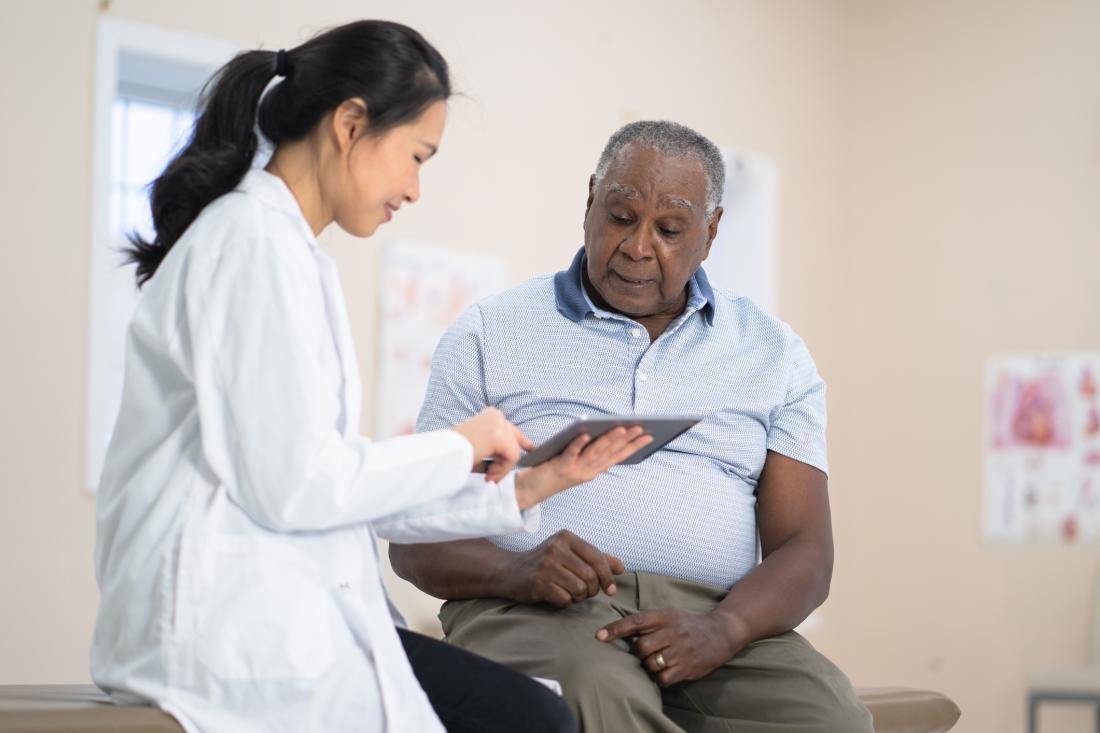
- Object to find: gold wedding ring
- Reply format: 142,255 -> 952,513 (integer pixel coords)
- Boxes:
654,652 -> 667,670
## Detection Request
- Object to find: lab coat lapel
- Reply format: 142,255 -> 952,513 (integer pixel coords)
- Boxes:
243,169 -> 361,436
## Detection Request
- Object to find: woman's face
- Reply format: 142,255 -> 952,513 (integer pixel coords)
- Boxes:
328,99 -> 447,237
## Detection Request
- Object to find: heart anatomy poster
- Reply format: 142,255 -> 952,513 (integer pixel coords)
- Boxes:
984,353 -> 1100,543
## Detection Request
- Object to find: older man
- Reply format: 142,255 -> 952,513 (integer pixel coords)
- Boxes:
390,121 -> 872,733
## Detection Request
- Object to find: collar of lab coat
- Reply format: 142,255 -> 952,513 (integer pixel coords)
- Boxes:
236,167 -> 321,251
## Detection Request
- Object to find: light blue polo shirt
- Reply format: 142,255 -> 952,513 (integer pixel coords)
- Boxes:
416,247 -> 827,589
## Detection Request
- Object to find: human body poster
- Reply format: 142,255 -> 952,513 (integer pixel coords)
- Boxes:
984,353 -> 1100,543
374,242 -> 508,439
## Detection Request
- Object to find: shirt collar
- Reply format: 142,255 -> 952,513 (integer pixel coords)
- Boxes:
553,246 -> 717,326
236,168 -> 320,249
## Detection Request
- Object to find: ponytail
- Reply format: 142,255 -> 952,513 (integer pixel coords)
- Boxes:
125,20 -> 451,287
126,50 -> 277,286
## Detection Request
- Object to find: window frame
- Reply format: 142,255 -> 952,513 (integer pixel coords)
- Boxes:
86,17 -> 237,491
705,149 -> 780,314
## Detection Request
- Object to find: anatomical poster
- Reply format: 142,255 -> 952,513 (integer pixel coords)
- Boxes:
374,241 -> 508,439
984,353 -> 1100,543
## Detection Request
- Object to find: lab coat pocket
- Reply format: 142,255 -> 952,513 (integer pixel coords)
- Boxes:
191,534 -> 337,681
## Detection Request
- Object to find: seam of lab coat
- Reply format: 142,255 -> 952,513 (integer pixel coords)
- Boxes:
187,236 -> 304,530
376,485 -> 515,526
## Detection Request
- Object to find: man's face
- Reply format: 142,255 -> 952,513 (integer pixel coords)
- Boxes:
583,143 -> 721,320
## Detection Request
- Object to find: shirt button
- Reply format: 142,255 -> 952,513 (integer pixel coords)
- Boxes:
638,372 -> 648,382
630,328 -> 641,338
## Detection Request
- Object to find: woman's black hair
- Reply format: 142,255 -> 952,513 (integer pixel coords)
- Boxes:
125,20 -> 450,287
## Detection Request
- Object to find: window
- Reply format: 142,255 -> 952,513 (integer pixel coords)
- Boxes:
704,150 -> 780,313
109,101 -> 191,252
86,17 -> 236,491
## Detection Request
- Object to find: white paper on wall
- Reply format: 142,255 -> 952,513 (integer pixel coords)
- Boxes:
702,150 -> 780,313
374,242 -> 508,439
984,352 -> 1100,543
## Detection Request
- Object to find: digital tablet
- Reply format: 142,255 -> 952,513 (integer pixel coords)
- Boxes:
517,415 -> 702,468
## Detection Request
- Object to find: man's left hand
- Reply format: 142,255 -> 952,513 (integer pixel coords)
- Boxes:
595,608 -> 743,686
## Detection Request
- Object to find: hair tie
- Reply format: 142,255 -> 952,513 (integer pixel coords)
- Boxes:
275,49 -> 289,77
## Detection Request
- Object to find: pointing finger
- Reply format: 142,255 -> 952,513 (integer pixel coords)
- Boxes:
596,611 -> 664,642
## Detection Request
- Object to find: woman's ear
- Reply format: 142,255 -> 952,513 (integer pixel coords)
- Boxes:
331,97 -> 370,153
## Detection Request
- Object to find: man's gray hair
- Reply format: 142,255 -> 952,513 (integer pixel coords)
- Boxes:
593,120 -> 725,216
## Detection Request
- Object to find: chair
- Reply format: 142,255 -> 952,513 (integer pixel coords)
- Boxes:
0,683 -> 959,732
1027,563 -> 1100,733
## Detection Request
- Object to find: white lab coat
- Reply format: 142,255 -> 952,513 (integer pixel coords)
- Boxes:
91,168 -> 536,733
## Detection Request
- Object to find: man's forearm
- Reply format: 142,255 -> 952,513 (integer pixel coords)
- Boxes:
389,538 -> 519,600
712,533 -> 831,652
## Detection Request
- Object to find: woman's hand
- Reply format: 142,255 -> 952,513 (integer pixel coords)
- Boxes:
514,426 -> 652,510
451,408 -> 534,483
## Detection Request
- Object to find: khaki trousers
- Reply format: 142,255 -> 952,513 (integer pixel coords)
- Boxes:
439,572 -> 873,733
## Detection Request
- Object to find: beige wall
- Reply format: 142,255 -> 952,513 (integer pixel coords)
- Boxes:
813,2 -> 1100,732
0,1 -> 1095,731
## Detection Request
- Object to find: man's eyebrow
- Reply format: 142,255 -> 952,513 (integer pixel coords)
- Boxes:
419,141 -> 439,157
607,182 -> 639,198
658,195 -> 694,210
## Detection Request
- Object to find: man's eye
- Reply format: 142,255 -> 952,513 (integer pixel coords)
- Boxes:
610,213 -> 632,224
660,228 -> 681,237
414,155 -> 424,164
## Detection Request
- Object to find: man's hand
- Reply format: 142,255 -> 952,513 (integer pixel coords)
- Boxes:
514,427 -> 651,510
595,608 -> 745,686
505,530 -> 625,608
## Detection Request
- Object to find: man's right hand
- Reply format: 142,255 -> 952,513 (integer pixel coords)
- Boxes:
505,530 -> 625,608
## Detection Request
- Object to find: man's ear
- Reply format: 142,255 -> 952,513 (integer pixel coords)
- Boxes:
585,174 -> 597,219
331,97 -> 370,153
703,206 -> 724,259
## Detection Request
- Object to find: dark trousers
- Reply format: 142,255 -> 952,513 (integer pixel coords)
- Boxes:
398,627 -> 577,733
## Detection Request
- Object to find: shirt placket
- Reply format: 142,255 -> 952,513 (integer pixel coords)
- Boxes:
633,327 -> 654,413
630,303 -> 704,413
595,314 -> 657,413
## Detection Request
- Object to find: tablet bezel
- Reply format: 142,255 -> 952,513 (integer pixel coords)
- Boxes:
516,415 -> 703,468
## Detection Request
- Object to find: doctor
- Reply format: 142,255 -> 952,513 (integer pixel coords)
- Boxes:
91,19 -> 650,733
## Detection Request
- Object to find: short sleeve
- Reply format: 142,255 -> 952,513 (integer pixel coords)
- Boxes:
416,304 -> 490,432
766,328 -> 828,476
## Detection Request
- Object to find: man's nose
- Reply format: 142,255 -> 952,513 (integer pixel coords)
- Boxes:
618,222 -> 657,260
